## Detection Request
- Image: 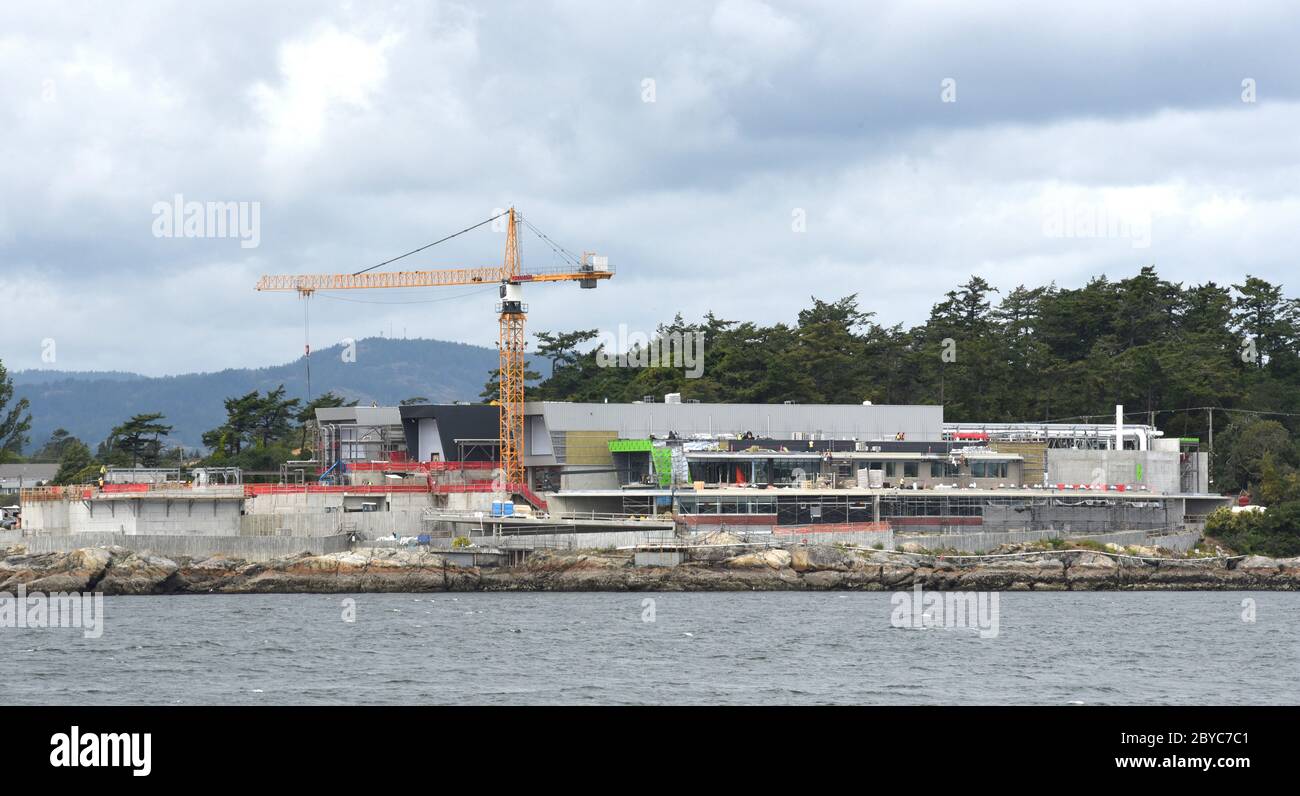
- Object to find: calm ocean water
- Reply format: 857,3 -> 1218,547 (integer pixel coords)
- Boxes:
1,592 -> 1297,705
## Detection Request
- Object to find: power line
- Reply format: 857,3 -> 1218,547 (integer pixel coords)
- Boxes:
1037,406 -> 1300,425
1146,406 -> 1300,419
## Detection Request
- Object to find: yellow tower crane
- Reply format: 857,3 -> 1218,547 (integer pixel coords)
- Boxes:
255,208 -> 613,494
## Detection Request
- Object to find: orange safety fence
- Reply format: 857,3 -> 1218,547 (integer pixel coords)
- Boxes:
345,460 -> 500,472
19,486 -> 87,502
244,484 -> 434,496
21,478 -> 547,510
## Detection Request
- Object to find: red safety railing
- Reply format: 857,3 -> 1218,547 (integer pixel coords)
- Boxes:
514,483 -> 549,511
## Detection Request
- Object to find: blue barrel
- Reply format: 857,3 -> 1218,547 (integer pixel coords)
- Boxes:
502,501 -> 515,516
490,500 -> 503,516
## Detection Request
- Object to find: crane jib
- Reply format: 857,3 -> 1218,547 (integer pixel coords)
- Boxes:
252,207 -> 612,504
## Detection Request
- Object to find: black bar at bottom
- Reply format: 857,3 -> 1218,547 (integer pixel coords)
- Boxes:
3,705 -> 1289,783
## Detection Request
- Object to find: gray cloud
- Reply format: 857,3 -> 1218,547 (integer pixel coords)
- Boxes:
2,0 -> 1299,375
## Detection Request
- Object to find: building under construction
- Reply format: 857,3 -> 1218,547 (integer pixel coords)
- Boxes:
385,398 -> 1219,533
11,397 -> 1227,557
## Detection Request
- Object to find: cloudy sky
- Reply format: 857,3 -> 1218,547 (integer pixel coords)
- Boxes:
3,0 -> 1299,376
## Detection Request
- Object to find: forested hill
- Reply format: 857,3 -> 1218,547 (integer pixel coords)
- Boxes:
530,266 -> 1300,447
14,337 -> 501,449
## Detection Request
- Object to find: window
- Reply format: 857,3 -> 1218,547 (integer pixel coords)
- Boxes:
970,461 -> 1008,479
774,460 -> 819,484
903,462 -> 919,478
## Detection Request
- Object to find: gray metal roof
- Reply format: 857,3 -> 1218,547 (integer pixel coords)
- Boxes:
526,402 -> 944,441
315,406 -> 402,425
0,463 -> 60,486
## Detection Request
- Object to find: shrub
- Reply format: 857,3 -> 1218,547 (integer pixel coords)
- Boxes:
1205,504 -> 1300,557
1070,538 -> 1108,552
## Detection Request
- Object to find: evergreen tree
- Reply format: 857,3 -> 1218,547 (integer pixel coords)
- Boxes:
107,413 -> 173,467
0,360 -> 32,463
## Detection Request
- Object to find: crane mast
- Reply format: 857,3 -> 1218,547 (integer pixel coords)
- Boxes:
255,207 -> 612,499
497,208 -> 527,487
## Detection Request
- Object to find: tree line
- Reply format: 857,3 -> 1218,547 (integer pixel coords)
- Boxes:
0,382 -> 359,485
6,265 -> 1300,519
517,266 -> 1300,499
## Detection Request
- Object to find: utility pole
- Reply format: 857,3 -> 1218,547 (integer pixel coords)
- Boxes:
1207,407 -> 1214,488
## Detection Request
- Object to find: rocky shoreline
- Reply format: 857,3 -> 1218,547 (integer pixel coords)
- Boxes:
3,543 -> 1300,594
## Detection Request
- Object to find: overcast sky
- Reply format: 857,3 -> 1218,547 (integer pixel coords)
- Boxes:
3,0 -> 1299,376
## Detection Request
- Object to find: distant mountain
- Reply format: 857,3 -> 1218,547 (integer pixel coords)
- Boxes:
13,370 -> 146,384
13,337 -> 534,451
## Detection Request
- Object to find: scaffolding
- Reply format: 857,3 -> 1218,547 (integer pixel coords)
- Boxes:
943,422 -> 1160,448
317,421 -> 407,480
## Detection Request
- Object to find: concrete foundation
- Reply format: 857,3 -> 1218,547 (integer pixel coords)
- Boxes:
1046,449 -> 1181,494
21,494 -> 243,536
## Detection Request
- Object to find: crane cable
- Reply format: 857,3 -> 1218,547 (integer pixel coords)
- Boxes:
522,218 -> 585,269
303,291 -> 312,402
293,210 -> 510,402
347,210 -> 586,278
351,210 -> 510,276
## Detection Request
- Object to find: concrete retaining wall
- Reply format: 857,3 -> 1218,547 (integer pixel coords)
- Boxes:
15,533 -> 351,561
474,529 -> 679,550
982,501 -> 1183,532
895,528 -> 1202,554
771,528 -> 894,548
239,510 -> 429,538
243,491 -> 441,514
